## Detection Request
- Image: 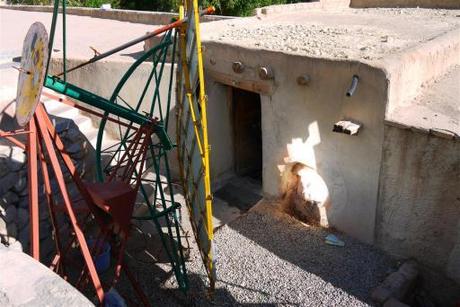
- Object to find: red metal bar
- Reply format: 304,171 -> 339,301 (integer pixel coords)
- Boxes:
27,117 -> 40,260
0,129 -> 26,149
37,137 -> 65,276
35,104 -> 105,303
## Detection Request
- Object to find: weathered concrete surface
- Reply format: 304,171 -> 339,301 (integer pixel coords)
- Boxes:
386,65 -> 460,139
376,125 -> 460,287
351,0 -> 460,9
256,0 -> 351,16
380,27 -> 460,115
202,40 -> 388,243
0,245 -> 93,306
204,8 -> 460,61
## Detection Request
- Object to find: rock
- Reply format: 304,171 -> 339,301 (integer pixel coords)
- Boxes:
6,222 -> 17,240
0,158 -> 10,177
39,222 -> 52,240
17,197 -> 29,209
383,298 -> 410,307
17,225 -> 30,247
65,142 -> 82,154
12,174 -> 27,194
4,206 -> 17,224
0,218 -> 7,237
17,208 -> 29,229
1,191 -> 19,205
371,260 -> 419,304
39,236 -> 56,260
0,172 -> 18,195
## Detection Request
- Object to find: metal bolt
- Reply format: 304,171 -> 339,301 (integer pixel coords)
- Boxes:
297,74 -> 310,86
232,61 -> 245,73
258,66 -> 274,80
210,58 -> 216,65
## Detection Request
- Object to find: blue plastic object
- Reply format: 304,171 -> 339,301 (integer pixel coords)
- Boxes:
88,239 -> 111,272
104,288 -> 126,307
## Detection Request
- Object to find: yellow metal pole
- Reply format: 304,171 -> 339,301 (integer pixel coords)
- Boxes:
192,0 -> 214,242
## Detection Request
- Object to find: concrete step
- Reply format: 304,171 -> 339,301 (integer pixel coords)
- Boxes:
85,129 -> 119,151
43,100 -> 80,119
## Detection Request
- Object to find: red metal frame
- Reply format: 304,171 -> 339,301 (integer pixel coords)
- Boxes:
1,99 -> 155,305
27,117 -> 40,260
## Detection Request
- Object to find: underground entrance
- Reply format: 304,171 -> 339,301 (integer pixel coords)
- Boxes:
214,87 -> 263,212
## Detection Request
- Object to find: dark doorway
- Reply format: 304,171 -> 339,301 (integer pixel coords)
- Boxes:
232,87 -> 262,181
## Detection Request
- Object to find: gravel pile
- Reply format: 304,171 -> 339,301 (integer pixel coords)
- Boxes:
216,23 -> 410,60
203,8 -> 460,61
123,201 -> 395,306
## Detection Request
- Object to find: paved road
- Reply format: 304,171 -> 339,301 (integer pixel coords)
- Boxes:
0,8 -> 159,63
0,8 -> 158,108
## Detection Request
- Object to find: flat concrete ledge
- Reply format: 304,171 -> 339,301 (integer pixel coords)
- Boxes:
351,0 -> 460,9
0,5 -> 233,24
384,65 -> 460,140
380,28 -> 460,116
0,245 -> 93,306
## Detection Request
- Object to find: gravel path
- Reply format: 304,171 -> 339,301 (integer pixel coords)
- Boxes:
120,200 -> 395,306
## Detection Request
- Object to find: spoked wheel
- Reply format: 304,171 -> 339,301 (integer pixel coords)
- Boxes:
95,29 -> 189,290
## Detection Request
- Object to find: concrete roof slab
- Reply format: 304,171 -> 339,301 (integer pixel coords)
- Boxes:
201,7 -> 460,62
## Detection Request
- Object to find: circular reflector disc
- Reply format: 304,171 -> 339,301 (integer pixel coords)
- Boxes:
15,22 -> 49,127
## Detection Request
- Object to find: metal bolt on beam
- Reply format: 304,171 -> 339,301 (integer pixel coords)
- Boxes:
232,61 -> 245,73
258,66 -> 274,80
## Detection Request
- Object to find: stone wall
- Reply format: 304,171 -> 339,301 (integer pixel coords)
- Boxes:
0,115 -> 95,262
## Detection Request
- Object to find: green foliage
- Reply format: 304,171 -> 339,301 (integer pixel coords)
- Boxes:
67,0 -> 120,8
118,0 -> 180,12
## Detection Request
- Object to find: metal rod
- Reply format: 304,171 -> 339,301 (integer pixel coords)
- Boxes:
45,76 -> 151,126
27,117 -> 40,260
45,76 -> 173,149
55,6 -> 215,77
42,92 -> 137,130
36,104 -> 105,303
62,0 -> 66,82
0,129 -> 28,150
37,137 -> 65,276
346,75 -> 359,97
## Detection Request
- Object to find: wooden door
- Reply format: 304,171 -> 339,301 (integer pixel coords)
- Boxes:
233,88 -> 262,180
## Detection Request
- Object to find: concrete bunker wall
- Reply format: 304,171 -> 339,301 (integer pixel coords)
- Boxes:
203,42 -> 389,243
377,125 -> 460,285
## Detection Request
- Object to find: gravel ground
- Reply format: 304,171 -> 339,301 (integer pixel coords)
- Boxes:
202,8 -> 460,61
117,200 -> 395,306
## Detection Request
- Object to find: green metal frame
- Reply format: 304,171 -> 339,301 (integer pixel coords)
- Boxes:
43,0 -> 189,292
